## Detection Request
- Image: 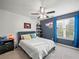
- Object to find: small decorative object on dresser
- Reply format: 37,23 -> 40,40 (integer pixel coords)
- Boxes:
8,34 -> 14,40
0,39 -> 14,54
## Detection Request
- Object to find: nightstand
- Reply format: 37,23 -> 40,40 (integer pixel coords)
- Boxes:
0,39 -> 14,54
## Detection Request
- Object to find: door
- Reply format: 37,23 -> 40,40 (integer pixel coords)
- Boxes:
57,17 -> 74,46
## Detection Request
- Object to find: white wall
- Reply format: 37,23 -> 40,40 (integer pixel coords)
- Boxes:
0,9 -> 37,39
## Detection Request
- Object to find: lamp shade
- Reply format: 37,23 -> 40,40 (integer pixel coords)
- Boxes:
8,34 -> 14,40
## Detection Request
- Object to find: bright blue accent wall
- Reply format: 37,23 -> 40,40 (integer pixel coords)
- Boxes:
74,14 -> 79,47
53,17 -> 57,42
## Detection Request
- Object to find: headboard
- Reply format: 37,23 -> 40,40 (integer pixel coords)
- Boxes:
17,31 -> 36,45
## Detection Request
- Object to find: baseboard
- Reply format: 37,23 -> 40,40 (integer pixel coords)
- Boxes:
57,43 -> 79,51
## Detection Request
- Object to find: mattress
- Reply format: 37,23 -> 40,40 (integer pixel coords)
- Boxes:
19,37 -> 55,59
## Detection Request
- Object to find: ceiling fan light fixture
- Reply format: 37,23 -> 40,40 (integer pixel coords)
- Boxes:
39,14 -> 47,19
40,7 -> 45,13
31,1 -> 55,19
40,14 -> 43,18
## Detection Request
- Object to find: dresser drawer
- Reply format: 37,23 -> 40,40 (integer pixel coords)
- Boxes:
0,40 -> 14,54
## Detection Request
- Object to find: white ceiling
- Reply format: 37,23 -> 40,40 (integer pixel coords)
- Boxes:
0,0 -> 79,18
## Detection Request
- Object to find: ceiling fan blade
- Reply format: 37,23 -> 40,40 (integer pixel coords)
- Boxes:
47,11 -> 55,14
31,13 -> 40,15
37,16 -> 40,19
46,15 -> 49,18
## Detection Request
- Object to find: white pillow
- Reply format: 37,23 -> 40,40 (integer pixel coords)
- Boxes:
30,33 -> 36,39
21,34 -> 32,40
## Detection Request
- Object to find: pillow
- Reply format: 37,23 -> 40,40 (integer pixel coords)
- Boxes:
21,34 -> 32,40
30,33 -> 36,39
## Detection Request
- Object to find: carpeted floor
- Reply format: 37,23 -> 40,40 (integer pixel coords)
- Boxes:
0,47 -> 30,59
0,44 -> 79,59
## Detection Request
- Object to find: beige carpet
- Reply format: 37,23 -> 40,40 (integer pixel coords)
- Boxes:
46,44 -> 79,59
0,44 -> 79,59
0,47 -> 31,59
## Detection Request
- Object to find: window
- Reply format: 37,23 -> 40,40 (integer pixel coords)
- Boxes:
57,17 -> 74,40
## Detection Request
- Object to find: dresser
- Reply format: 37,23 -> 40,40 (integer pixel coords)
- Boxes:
0,39 -> 14,54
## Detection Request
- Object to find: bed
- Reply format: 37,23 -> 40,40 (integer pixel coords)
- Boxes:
17,31 -> 56,59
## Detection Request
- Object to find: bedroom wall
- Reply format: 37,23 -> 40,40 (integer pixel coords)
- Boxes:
40,18 -> 53,40
0,9 -> 37,39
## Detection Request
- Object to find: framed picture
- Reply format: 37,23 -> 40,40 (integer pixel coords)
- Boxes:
45,22 -> 53,28
24,23 -> 31,29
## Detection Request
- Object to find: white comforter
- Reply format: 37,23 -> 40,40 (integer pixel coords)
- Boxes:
19,37 -> 55,59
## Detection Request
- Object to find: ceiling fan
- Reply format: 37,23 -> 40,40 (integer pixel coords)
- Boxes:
31,6 -> 55,19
